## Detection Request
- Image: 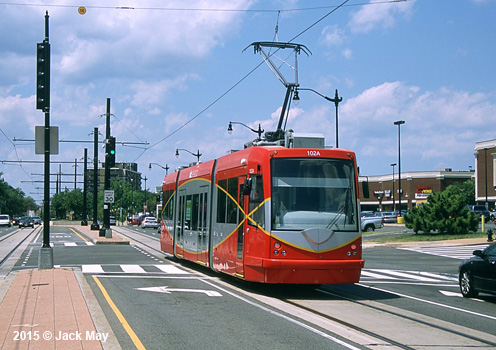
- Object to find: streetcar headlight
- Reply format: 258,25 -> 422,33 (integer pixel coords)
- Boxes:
273,250 -> 279,255
281,250 -> 287,256
347,252 -> 351,256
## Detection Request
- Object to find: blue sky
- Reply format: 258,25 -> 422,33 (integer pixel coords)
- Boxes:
0,0 -> 495,204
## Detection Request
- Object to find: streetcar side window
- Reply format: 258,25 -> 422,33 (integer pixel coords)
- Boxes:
216,177 -> 240,224
248,175 -> 265,228
191,194 -> 199,231
227,178 -> 238,224
185,195 -> 192,229
217,179 -> 227,223
163,190 -> 174,220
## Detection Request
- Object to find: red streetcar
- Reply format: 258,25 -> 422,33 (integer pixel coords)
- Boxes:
159,136 -> 363,284
160,42 -> 363,284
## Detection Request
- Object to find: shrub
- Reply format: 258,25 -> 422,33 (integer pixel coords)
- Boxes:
404,180 -> 479,234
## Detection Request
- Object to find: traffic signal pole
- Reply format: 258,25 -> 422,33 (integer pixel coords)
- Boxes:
38,11 -> 53,269
102,98 -> 112,238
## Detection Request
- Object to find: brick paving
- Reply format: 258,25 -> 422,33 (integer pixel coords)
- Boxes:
0,223 -> 128,349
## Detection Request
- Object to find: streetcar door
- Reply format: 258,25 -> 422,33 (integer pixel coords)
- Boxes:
175,189 -> 186,258
235,176 -> 247,277
197,188 -> 209,264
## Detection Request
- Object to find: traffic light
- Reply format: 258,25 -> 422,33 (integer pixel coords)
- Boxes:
36,42 -> 50,110
107,136 -> 116,167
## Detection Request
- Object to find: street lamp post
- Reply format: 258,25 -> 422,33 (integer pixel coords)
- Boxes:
293,88 -> 342,148
149,162 -> 169,174
175,148 -> 201,164
227,121 -> 264,141
394,120 -> 405,216
391,163 -> 396,211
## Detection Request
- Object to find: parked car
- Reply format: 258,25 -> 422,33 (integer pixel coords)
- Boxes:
32,216 -> 42,225
130,215 -> 140,225
0,214 -> 11,227
361,215 -> 384,232
18,216 -> 34,228
467,205 -> 490,222
459,242 -> 496,298
375,211 -> 399,223
141,217 -> 159,229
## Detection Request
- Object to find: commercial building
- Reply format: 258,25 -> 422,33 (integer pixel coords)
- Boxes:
359,169 -> 474,212
474,140 -> 496,204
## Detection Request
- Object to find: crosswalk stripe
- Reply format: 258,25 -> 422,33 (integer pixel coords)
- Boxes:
399,244 -> 490,260
368,269 -> 440,282
360,269 -> 457,284
360,270 -> 396,279
80,264 -> 190,275
121,264 -> 146,274
155,265 -> 190,274
82,264 -> 105,274
64,242 -> 77,247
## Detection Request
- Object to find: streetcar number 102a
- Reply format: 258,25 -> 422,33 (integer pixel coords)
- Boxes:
307,151 -> 321,156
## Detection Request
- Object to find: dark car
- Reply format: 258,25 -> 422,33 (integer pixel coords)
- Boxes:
18,216 -> 35,228
459,242 -> 496,298
467,205 -> 490,222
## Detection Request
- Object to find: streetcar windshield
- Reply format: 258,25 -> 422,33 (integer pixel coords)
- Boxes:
271,158 -> 358,231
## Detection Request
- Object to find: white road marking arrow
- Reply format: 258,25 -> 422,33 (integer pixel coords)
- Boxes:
439,290 -> 486,302
439,290 -> 463,297
136,286 -> 222,297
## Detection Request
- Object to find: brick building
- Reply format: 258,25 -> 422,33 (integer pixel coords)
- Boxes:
474,140 -> 496,204
359,169 -> 474,212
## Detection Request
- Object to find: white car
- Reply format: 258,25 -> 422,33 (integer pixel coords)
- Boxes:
0,214 -> 11,227
141,217 -> 159,229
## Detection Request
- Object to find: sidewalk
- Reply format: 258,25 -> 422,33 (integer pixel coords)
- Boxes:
0,224 -> 128,349
68,223 -> 130,245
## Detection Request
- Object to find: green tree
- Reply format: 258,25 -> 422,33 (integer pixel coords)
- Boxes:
51,189 -> 85,220
0,173 -> 38,216
404,179 -> 478,234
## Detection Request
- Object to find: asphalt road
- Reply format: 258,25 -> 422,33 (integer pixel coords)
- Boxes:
4,224 -> 496,349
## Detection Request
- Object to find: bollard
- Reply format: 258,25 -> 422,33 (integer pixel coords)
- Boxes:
481,215 -> 485,233
488,228 -> 493,242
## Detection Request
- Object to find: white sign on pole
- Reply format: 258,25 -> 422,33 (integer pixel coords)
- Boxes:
35,126 -> 59,154
104,190 -> 114,203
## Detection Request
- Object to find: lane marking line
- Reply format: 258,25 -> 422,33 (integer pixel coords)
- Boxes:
93,276 -> 146,350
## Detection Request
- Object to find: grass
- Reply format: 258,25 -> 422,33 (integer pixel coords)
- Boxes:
365,230 -> 489,243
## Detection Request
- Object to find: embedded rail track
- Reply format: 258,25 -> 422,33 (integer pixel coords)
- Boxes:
113,226 -> 496,350
0,226 -> 40,268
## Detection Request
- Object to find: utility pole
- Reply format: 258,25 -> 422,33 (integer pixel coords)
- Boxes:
102,98 -> 113,238
81,148 -> 88,226
37,11 -> 53,269
329,89 -> 343,148
91,127 -> 99,230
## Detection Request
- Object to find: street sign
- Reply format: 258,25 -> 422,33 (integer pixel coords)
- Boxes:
35,126 -> 59,154
104,190 -> 114,203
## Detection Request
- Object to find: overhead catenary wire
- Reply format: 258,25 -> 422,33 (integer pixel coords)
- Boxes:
141,0 -> 352,157
0,1 -> 409,13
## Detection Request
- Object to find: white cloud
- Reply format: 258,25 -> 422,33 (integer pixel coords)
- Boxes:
340,82 -> 496,173
320,25 -> 345,46
348,1 -> 414,34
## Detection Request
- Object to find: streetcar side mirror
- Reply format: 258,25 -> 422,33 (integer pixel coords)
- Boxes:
243,178 -> 252,196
